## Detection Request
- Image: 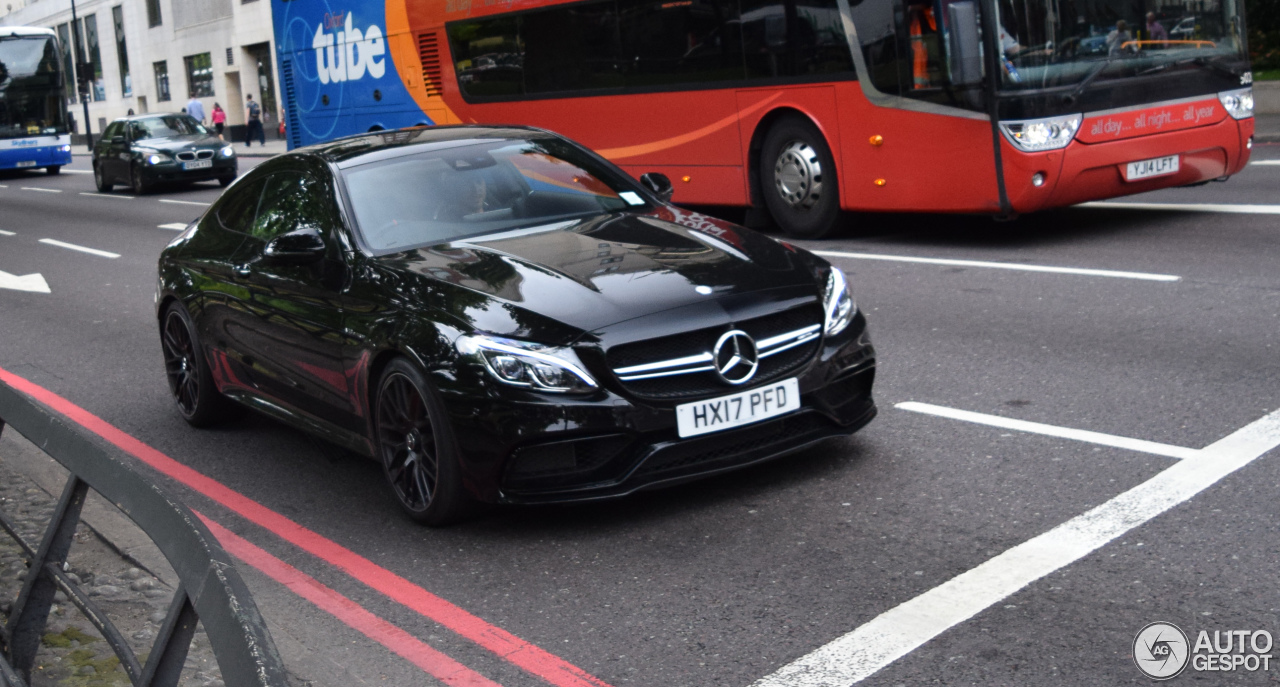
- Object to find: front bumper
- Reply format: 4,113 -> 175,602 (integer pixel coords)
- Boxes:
440,312 -> 877,504
142,158 -> 237,183
0,143 -> 72,170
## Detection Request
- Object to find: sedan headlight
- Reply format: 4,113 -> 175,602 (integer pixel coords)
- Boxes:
999,114 -> 1082,152
1218,87 -> 1254,120
456,334 -> 598,393
144,151 -> 172,165
822,266 -> 856,336
220,145 -> 236,158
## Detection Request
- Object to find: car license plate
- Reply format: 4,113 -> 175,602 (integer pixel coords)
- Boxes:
1123,154 -> 1179,182
15,161 -> 36,168
183,159 -> 212,170
675,378 -> 800,438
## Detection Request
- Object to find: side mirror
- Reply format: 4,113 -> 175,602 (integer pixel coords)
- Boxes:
111,135 -> 125,144
947,2 -> 984,87
639,172 -> 674,202
264,227 -> 326,264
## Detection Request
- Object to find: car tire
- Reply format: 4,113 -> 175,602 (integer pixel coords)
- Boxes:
760,115 -> 842,239
131,164 -> 150,195
160,302 -> 241,427
94,163 -> 112,192
374,358 -> 475,526
218,175 -> 235,188
46,166 -> 61,175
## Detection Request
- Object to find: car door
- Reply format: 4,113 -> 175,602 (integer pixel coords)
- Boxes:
97,122 -> 124,181
225,169 -> 360,434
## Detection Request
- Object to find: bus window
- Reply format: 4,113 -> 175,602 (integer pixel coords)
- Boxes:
447,17 -> 523,98
522,2 -> 622,94
617,0 -> 745,87
742,0 -> 854,79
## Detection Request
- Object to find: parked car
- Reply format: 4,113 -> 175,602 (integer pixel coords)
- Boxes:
1169,17 -> 1197,40
93,113 -> 236,194
155,125 -> 877,524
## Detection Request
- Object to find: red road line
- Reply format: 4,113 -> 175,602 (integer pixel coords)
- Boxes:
0,366 -> 613,687
197,512 -> 502,687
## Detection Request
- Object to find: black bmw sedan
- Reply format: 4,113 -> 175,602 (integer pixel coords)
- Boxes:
157,126 -> 876,524
94,113 -> 236,194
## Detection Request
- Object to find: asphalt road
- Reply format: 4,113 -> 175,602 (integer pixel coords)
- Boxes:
1,145 -> 1278,687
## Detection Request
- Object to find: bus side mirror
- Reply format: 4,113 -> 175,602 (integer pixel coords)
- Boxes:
947,2 -> 984,87
640,173 -> 674,202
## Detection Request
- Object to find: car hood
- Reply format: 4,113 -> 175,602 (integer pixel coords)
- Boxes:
375,208 -> 827,343
136,135 -> 223,153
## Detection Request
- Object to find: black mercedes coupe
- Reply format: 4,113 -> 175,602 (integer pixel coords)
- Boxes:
156,126 -> 876,524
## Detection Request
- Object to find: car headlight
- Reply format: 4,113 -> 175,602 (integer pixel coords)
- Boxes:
1218,87 -> 1253,120
999,114 -> 1082,152
60,145 -> 71,152
220,145 -> 236,158
822,266 -> 856,336
456,334 -> 598,393
144,152 -> 172,165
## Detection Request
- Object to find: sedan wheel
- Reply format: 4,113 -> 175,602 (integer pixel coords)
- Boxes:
375,359 -> 473,525
131,165 -> 149,195
94,163 -> 112,192
160,303 -> 239,426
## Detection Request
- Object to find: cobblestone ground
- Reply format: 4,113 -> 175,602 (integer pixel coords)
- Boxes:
0,458 -> 224,687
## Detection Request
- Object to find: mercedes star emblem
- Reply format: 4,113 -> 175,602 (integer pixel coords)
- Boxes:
713,330 -> 759,385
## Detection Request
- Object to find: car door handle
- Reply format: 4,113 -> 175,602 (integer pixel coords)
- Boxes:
234,264 -> 252,278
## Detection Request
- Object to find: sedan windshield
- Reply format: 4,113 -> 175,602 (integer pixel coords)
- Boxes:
992,0 -> 1247,90
131,115 -> 207,140
342,138 -> 643,252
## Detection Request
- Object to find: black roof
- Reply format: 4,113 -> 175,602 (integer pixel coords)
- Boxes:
288,125 -> 551,166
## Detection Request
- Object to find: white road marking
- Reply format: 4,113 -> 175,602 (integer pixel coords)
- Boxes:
38,238 -> 120,259
0,230 -> 14,236
1079,201 -> 1280,214
1249,160 -> 1280,166
21,187 -> 61,193
60,169 -> 92,174
897,402 -> 1200,460
814,251 -> 1180,282
157,223 -> 188,231
80,192 -> 133,200
0,269 -> 50,294
158,198 -> 211,207
751,409 -> 1280,687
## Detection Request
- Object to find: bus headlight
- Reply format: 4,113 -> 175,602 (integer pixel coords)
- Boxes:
999,114 -> 1082,152
1219,88 -> 1254,120
60,145 -> 71,153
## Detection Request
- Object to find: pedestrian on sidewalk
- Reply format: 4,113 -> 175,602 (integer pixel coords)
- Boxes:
186,95 -> 205,124
211,103 -> 227,140
245,94 -> 266,147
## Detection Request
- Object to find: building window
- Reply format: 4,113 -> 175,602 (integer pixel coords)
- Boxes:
56,23 -> 77,104
83,15 -> 106,101
154,60 -> 170,101
184,53 -> 214,98
146,0 -> 162,27
112,6 -> 132,96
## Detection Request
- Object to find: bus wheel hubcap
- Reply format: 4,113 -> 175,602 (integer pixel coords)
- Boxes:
774,141 -> 823,210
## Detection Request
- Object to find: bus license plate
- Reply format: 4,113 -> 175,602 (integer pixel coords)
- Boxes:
1123,155 -> 1179,182
183,160 -> 213,170
675,378 -> 800,438
15,161 -> 36,168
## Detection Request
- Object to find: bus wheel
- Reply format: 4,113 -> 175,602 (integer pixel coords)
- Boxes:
760,116 -> 840,239
46,166 -> 62,175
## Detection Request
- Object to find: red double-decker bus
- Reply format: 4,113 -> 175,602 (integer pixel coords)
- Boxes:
273,0 -> 1256,236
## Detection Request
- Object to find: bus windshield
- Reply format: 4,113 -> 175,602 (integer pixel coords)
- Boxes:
992,0 -> 1247,91
0,34 -> 68,139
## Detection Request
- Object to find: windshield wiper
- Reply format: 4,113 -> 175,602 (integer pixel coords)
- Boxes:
1067,56 -> 1118,102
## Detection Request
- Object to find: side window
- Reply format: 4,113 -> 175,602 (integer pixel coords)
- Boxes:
617,0 -> 744,86
742,0 -> 854,79
102,122 -> 121,140
215,176 -> 267,233
447,17 -> 524,98
522,3 -> 621,94
249,172 -> 333,243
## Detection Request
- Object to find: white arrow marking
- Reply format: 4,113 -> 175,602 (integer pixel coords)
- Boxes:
158,223 -> 188,231
0,269 -> 51,293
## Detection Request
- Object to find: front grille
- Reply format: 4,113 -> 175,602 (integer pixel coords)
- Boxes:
176,151 -> 195,161
197,149 -> 214,159
607,304 -> 823,401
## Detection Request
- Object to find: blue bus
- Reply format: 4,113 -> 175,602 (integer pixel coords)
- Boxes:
0,26 -> 73,174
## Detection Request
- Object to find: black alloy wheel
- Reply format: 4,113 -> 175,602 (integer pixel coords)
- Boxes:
375,359 -> 472,525
131,164 -> 149,195
760,115 -> 842,239
160,303 -> 238,426
94,162 -> 112,192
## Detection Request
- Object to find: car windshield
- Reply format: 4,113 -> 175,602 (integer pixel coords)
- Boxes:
131,115 -> 207,140
992,0 -> 1247,90
342,137 -> 644,252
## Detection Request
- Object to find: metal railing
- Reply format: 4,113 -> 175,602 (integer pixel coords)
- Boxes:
0,380 -> 287,687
